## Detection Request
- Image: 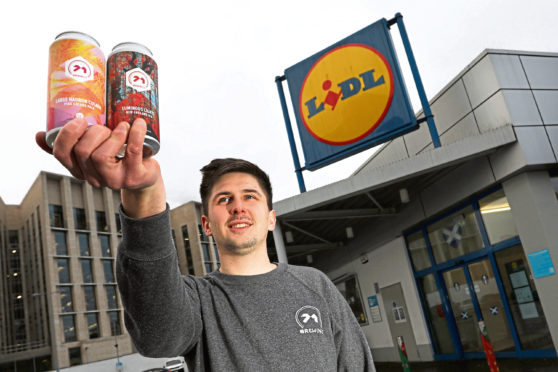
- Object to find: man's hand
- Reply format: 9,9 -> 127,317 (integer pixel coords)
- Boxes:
36,118 -> 166,218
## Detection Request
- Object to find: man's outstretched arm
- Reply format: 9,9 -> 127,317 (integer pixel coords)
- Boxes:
36,117 -> 166,218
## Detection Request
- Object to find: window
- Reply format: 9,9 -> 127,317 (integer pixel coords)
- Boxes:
87,313 -> 99,339
54,231 -> 67,256
49,204 -> 64,228
77,233 -> 90,256
106,285 -> 118,309
84,286 -> 97,311
182,225 -> 194,274
100,235 -> 111,257
73,208 -> 87,230
62,315 -> 77,342
417,274 -> 454,354
57,258 -> 70,283
59,286 -> 73,312
334,274 -> 367,325
108,311 -> 122,336
495,245 -> 554,350
199,224 -> 213,274
95,211 -> 108,232
427,205 -> 483,264
406,230 -> 430,271
103,260 -> 115,283
69,347 -> 81,366
479,189 -> 518,244
115,213 -> 122,234
81,259 -> 93,283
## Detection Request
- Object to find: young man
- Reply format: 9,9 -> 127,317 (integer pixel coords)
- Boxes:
36,118 -> 375,371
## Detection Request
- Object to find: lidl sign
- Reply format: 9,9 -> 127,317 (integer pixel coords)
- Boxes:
285,19 -> 418,170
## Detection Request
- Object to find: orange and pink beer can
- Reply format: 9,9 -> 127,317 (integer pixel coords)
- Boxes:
46,31 -> 106,148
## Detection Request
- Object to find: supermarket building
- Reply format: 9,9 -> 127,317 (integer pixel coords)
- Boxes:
273,48 -> 558,361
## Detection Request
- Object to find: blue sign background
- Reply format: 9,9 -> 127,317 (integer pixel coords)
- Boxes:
528,249 -> 556,279
285,19 -> 418,171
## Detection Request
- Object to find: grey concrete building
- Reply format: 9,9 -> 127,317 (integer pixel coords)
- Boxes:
0,173 -> 221,371
0,172 -> 131,371
170,201 -> 220,277
273,49 -> 558,363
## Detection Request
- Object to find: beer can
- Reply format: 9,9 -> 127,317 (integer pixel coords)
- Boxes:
46,31 -> 106,148
107,42 -> 159,157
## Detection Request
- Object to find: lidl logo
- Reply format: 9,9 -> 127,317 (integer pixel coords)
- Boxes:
299,44 -> 394,145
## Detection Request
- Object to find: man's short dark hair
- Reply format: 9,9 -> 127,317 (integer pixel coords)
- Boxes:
199,158 -> 273,215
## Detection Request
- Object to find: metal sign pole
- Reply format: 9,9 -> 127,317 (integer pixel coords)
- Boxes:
275,75 -> 307,193
390,13 -> 441,148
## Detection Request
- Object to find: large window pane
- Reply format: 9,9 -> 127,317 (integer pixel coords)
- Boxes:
84,286 -> 97,311
103,260 -> 115,283
106,285 -> 118,309
69,347 -> 81,366
87,313 -> 99,339
100,235 -> 111,257
49,204 -> 64,228
334,275 -> 367,325
54,231 -> 67,256
81,259 -> 93,283
417,274 -> 454,354
73,208 -> 87,230
182,225 -> 194,274
108,311 -> 122,336
62,315 -> 76,342
78,233 -> 90,256
495,245 -> 554,350
96,211 -> 108,232
59,286 -> 73,312
406,230 -> 431,271
479,189 -> 518,245
115,213 -> 122,234
57,259 -> 70,283
427,206 -> 483,264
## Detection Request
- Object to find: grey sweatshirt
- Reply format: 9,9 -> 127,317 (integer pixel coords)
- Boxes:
116,206 -> 375,371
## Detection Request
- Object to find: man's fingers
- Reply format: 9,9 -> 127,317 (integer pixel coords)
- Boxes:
125,118 -> 147,163
72,124 -> 112,187
91,121 -> 130,188
52,118 -> 89,179
35,132 -> 53,154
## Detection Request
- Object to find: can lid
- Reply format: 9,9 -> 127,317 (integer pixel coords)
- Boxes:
111,42 -> 153,57
55,31 -> 100,47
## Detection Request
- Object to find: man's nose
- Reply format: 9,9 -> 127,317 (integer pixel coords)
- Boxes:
229,198 -> 246,214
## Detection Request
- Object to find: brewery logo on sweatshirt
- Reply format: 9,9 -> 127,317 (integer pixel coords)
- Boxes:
296,305 -> 324,334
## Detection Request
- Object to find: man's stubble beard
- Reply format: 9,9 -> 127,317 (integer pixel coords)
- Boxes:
220,237 -> 258,256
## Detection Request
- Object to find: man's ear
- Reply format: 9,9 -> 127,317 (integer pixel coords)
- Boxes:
268,210 -> 276,231
201,215 -> 212,236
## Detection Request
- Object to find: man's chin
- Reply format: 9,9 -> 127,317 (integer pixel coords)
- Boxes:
222,239 -> 258,256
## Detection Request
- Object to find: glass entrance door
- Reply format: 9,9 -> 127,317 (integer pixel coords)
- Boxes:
442,258 -> 515,355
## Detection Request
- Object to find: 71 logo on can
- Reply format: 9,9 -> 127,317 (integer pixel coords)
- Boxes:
126,67 -> 151,92
65,56 -> 94,82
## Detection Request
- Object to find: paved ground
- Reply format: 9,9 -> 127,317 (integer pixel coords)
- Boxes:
375,358 -> 558,372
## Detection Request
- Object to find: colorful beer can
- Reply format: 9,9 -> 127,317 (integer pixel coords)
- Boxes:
107,42 -> 159,157
46,31 -> 106,148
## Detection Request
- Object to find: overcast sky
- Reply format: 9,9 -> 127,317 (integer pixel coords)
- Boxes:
2,0 -> 557,208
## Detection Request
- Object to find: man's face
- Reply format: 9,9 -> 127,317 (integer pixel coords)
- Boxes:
201,172 -> 276,256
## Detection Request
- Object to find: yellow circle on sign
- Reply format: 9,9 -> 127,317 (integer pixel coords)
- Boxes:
300,44 -> 394,145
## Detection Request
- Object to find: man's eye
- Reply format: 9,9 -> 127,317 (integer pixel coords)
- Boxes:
218,197 -> 230,203
245,195 -> 255,200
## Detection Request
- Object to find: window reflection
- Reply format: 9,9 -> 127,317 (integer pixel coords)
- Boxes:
54,231 -> 67,256
495,245 -> 554,350
418,274 -> 454,354
62,315 -> 76,342
335,275 -> 367,325
406,230 -> 431,271
427,206 -> 483,264
59,286 -> 73,313
479,189 -> 518,244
